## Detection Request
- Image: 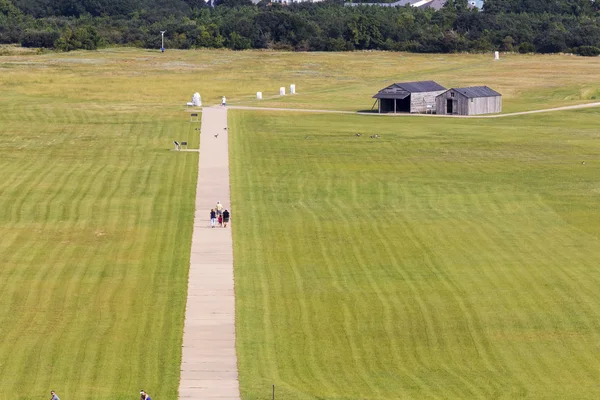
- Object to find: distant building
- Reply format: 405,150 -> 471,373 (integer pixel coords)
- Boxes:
435,86 -> 502,115
346,0 -> 445,9
259,0 -> 324,3
346,0 -> 484,10
467,0 -> 484,10
251,0 -> 324,3
373,81 -> 446,113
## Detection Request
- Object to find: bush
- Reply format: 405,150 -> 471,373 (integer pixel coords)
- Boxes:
575,45 -> 600,57
518,42 -> 535,53
21,30 -> 60,48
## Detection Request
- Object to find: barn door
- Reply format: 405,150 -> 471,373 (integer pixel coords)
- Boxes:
446,99 -> 453,114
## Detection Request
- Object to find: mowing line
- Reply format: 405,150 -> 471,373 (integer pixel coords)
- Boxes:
178,107 -> 240,400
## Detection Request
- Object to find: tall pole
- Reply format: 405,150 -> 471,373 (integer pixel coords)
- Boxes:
160,30 -> 166,52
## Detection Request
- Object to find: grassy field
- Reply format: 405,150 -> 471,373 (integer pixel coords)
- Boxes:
0,55 -> 201,399
230,109 -> 600,399
2,48 -> 600,113
2,47 -> 600,400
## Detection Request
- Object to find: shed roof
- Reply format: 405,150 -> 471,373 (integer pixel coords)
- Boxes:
373,80 -> 446,99
395,80 -> 446,93
448,86 -> 501,98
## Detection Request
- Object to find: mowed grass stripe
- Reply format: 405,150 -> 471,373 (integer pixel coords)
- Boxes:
230,110 -> 600,399
0,96 -> 196,398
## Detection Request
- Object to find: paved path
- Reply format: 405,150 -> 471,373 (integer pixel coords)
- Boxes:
179,106 -> 240,400
228,101 -> 600,118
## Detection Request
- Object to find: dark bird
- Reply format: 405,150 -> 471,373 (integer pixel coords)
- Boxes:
214,133 -> 219,138
356,133 -> 361,137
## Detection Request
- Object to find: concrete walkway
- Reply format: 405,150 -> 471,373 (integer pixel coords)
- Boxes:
179,106 -> 240,400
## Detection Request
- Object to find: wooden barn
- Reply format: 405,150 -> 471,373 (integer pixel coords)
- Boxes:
373,81 -> 446,114
435,86 -> 502,115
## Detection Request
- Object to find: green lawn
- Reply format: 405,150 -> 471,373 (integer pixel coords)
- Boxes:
230,109 -> 600,399
2,48 -> 600,400
3,49 -> 600,114
0,97 -> 199,399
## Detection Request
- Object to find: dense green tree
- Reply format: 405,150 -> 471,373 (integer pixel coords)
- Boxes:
3,0 -> 600,53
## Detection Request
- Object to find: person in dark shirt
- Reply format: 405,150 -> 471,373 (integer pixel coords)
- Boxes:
140,390 -> 152,400
210,209 -> 217,228
222,209 -> 230,227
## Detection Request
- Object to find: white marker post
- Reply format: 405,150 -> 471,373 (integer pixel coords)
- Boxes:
494,51 -> 500,60
279,87 -> 285,96
290,84 -> 296,94
256,92 -> 262,100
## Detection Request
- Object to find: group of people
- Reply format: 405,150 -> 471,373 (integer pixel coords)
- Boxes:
210,201 -> 230,228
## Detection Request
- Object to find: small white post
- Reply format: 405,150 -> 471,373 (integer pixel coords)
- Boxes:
279,87 -> 285,96
290,84 -> 296,94
494,51 -> 500,60
256,92 -> 262,100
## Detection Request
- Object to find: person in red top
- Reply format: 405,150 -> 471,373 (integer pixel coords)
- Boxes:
218,214 -> 223,227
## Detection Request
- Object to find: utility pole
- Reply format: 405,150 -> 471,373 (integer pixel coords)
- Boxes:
160,30 -> 166,52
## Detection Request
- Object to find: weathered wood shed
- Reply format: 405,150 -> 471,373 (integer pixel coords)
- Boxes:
435,86 -> 502,115
373,81 -> 446,114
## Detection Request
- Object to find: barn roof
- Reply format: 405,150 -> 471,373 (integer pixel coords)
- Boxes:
373,80 -> 446,99
395,80 -> 446,93
449,86 -> 501,98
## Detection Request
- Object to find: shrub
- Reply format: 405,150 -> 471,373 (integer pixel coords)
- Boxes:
21,30 -> 60,48
575,45 -> 600,57
518,42 -> 535,53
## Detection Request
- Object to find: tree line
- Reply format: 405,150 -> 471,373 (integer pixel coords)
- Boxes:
1,0 -> 600,55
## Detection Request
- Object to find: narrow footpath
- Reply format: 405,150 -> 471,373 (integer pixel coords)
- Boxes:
179,106 -> 240,400
228,101 -> 600,118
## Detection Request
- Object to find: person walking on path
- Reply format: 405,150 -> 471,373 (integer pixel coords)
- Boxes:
50,391 -> 60,400
140,390 -> 152,400
216,201 -> 223,216
210,209 -> 217,228
218,214 -> 223,227
223,209 -> 230,228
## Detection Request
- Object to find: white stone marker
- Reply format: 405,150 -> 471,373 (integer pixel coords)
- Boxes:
290,84 -> 296,94
256,91 -> 262,100
279,87 -> 285,95
494,51 -> 500,60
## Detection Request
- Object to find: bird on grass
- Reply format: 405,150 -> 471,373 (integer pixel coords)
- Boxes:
582,161 -> 585,165
356,133 -> 361,137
